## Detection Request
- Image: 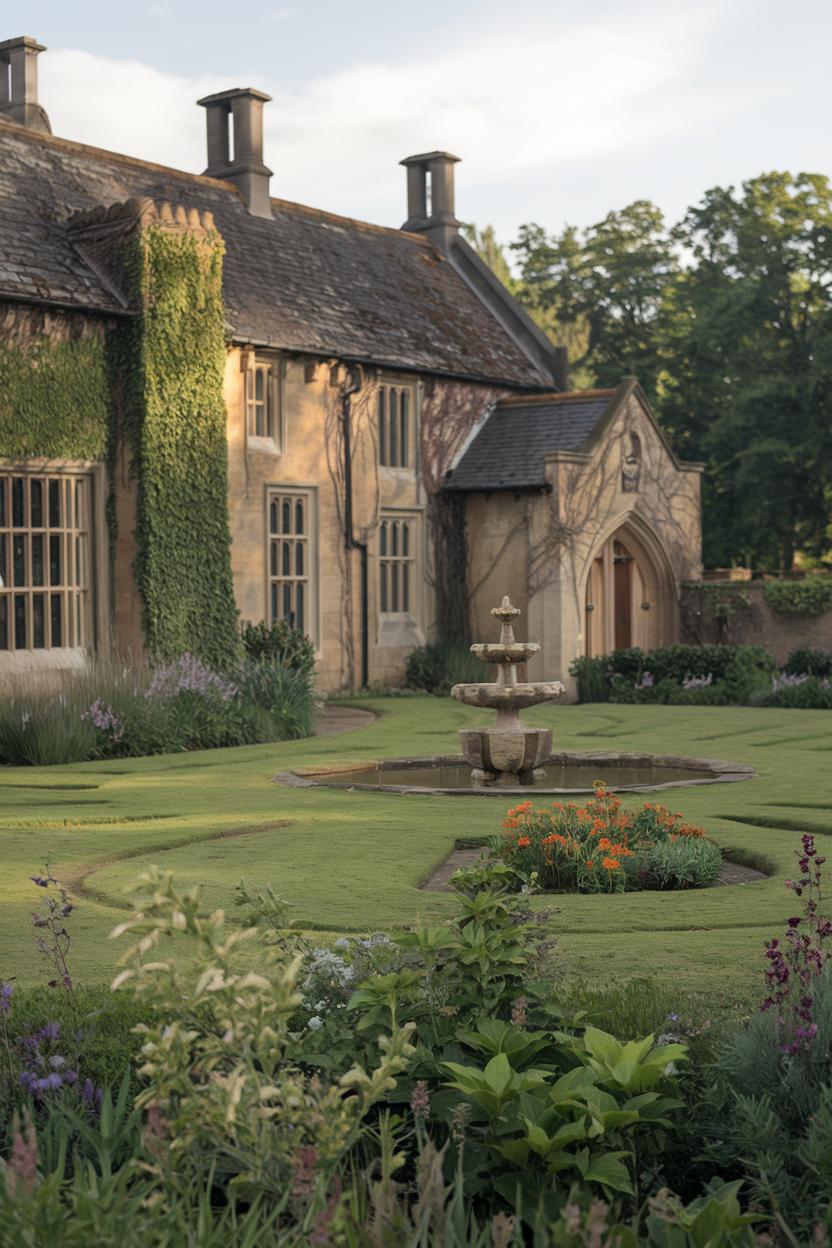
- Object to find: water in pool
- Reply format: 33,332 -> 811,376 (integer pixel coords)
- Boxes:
313,760 -> 715,793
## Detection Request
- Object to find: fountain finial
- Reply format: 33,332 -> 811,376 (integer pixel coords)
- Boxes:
490,596 -> 521,645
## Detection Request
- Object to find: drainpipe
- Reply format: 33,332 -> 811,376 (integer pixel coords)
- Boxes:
341,365 -> 368,688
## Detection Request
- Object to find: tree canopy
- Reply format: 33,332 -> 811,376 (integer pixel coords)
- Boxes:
468,173 -> 832,572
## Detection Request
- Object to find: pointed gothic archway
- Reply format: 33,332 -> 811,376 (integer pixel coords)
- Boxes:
583,517 -> 677,657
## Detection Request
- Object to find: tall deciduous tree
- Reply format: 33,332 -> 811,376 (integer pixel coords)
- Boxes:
510,202 -> 676,398
662,173 -> 832,571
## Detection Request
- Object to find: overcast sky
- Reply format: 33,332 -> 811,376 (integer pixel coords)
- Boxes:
4,0 -> 830,242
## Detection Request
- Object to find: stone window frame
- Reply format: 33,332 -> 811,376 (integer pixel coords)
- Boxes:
0,459 -> 108,670
246,353 -> 285,454
378,509 -> 423,619
377,379 -> 417,472
265,484 -> 319,647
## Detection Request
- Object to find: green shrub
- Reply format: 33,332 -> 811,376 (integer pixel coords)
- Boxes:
637,837 -> 722,890
785,646 -> 832,678
568,655 -> 610,702
0,651 -> 316,766
404,639 -> 483,694
0,693 -> 97,766
763,576 -> 832,616
753,674 -> 832,710
573,644 -> 776,706
240,618 -> 315,673
231,658 -> 315,740
709,965 -> 832,1236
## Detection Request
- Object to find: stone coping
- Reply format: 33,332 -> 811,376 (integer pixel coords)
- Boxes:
273,751 -> 755,798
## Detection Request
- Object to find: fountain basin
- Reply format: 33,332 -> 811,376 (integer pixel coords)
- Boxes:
275,752 -> 755,797
469,642 -> 541,664
451,681 -> 566,713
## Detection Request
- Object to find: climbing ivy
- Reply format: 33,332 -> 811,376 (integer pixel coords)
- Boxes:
683,581 -> 752,623
119,223 -> 239,668
0,335 -> 109,459
763,577 -> 832,617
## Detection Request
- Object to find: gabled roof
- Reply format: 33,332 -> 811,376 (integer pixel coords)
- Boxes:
444,389 -> 617,491
0,119 -> 554,389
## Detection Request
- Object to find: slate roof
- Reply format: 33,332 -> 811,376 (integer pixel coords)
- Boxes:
0,118 -> 552,388
444,390 -> 617,491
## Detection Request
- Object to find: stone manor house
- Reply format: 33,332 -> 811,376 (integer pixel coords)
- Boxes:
0,35 -> 703,693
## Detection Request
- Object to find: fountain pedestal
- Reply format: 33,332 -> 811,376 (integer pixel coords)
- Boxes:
451,597 -> 564,786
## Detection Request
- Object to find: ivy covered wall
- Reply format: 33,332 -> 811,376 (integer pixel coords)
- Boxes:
119,219 -> 239,668
0,308 -> 109,460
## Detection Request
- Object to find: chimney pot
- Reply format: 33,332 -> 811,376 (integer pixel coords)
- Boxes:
400,151 -> 460,252
197,87 -> 273,218
0,36 -> 51,133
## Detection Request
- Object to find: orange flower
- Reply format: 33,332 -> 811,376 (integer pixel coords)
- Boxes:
517,836 -> 531,848
601,856 -> 621,870
585,860 -> 595,870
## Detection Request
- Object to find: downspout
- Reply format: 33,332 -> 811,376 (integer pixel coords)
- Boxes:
341,365 -> 368,688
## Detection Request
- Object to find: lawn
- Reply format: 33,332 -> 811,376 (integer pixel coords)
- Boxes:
1,697 -> 829,1000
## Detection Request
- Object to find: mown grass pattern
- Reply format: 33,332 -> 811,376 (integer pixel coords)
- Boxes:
0,700 -> 829,1003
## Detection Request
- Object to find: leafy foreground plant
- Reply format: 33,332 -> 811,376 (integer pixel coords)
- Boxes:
0,860 -> 791,1245
706,835 -> 832,1241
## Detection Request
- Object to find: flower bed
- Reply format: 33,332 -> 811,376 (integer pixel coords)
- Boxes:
491,782 -> 722,893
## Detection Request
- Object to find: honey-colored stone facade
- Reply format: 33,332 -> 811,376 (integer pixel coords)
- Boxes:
224,352 -> 507,690
466,388 -> 703,697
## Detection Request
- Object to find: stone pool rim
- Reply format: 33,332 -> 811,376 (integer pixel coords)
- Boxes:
273,751 -> 755,797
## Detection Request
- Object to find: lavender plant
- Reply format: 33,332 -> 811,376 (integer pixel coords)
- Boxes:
146,653 -> 237,701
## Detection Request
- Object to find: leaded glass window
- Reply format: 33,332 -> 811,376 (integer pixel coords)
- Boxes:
0,470 -> 92,651
268,489 -> 314,635
378,384 -> 412,468
379,515 -> 415,614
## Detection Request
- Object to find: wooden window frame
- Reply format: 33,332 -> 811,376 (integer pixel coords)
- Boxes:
0,461 -> 105,656
246,355 -> 285,452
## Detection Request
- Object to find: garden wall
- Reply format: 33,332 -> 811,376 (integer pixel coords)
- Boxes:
681,580 -> 832,665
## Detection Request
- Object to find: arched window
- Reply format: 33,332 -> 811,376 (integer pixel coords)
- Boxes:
378,384 -> 414,468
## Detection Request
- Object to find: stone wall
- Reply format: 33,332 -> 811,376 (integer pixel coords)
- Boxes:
224,354 -> 507,691
681,581 -> 832,665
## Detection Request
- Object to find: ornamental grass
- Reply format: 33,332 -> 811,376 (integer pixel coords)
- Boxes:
493,781 -> 721,893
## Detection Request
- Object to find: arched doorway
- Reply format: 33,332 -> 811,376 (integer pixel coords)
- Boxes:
584,522 -> 675,656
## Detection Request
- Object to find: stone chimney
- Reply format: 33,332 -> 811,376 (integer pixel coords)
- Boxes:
0,36 -> 51,133
400,151 -> 460,252
196,87 -> 272,219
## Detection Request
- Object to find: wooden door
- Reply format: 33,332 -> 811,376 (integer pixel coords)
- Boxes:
614,556 -> 632,649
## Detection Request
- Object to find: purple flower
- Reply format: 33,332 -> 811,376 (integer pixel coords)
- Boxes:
772,672 -> 810,691
146,654 -> 237,702
81,699 -> 124,743
682,672 -> 713,690
0,982 -> 12,1014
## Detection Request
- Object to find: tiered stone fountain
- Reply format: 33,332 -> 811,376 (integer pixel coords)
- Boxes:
276,592 -> 755,797
451,596 -> 565,786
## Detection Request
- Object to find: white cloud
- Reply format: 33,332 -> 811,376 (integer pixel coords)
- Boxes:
37,3 -> 747,231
